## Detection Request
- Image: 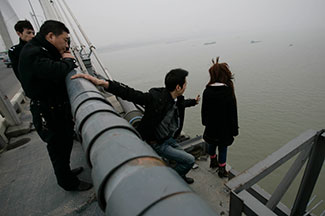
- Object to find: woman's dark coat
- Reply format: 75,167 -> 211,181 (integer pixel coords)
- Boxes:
201,85 -> 239,146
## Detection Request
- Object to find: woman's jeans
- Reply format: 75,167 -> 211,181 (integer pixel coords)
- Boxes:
207,143 -> 228,164
152,138 -> 195,176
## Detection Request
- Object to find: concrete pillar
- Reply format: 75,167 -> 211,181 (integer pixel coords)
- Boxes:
0,9 -> 13,50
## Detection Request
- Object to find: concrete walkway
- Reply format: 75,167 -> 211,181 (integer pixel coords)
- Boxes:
189,160 -> 230,215
0,131 -> 104,216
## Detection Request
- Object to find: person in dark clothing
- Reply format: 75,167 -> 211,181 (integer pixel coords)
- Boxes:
71,69 -> 200,184
8,20 -> 35,82
19,20 -> 92,191
201,57 -> 239,178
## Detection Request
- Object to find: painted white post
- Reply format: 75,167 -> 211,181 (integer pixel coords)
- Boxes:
0,84 -> 21,126
0,9 -> 13,50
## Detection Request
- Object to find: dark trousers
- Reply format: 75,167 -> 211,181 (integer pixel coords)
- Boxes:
30,100 -> 79,190
46,135 -> 80,190
205,136 -> 233,165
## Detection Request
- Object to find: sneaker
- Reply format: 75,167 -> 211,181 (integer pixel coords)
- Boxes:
218,166 -> 229,178
181,175 -> 194,184
71,167 -> 84,176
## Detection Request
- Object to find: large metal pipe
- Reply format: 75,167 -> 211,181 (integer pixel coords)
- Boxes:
66,69 -> 217,216
117,98 -> 143,128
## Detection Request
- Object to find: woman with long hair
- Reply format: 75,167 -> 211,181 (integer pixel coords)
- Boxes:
201,57 -> 239,178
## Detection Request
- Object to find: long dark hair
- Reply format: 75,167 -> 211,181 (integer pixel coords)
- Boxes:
207,57 -> 236,98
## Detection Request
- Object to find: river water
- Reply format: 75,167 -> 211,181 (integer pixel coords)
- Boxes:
96,29 -> 325,213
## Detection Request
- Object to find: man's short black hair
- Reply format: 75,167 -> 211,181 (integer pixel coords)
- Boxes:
14,20 -> 34,33
165,68 -> 189,91
40,20 -> 70,36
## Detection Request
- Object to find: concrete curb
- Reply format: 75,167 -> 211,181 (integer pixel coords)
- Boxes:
0,115 -> 8,151
10,87 -> 26,113
0,87 -> 27,150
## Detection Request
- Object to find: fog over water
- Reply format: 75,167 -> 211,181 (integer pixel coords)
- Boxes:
97,29 -> 325,213
6,0 -> 325,214
6,0 -> 325,46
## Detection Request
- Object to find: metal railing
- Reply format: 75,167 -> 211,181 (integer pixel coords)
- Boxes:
226,129 -> 325,216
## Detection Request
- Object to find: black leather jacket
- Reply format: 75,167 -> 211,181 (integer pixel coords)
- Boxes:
106,81 -> 196,142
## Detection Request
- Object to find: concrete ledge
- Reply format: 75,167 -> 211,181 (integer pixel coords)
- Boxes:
180,135 -> 206,153
5,122 -> 31,138
0,115 -> 8,150
7,136 -> 31,150
0,136 -> 7,153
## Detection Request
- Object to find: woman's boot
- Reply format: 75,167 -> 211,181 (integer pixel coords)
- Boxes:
209,155 -> 218,168
218,165 -> 229,178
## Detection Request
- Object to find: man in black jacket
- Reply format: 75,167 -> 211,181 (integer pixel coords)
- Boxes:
71,69 -> 199,184
8,20 -> 35,82
19,20 -> 92,191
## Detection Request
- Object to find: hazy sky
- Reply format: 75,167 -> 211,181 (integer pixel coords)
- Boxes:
4,0 -> 325,47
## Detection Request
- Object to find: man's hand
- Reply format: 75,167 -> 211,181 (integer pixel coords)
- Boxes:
71,73 -> 109,88
195,95 -> 201,104
62,52 -> 75,59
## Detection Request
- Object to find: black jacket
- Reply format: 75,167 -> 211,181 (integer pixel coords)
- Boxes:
106,81 -> 196,142
201,85 -> 239,143
18,33 -> 76,102
174,95 -> 197,138
8,38 -> 27,82
18,33 -> 77,143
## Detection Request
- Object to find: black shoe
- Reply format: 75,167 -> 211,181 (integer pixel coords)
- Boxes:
181,175 -> 194,184
71,167 -> 84,176
209,156 -> 219,169
218,166 -> 229,178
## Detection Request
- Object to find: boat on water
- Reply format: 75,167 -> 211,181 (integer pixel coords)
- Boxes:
0,1 -> 324,215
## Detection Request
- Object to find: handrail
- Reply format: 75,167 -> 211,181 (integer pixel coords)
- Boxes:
226,129 -> 325,216
291,130 -> 325,216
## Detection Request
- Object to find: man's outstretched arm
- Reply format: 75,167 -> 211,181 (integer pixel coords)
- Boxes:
71,73 -> 151,106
